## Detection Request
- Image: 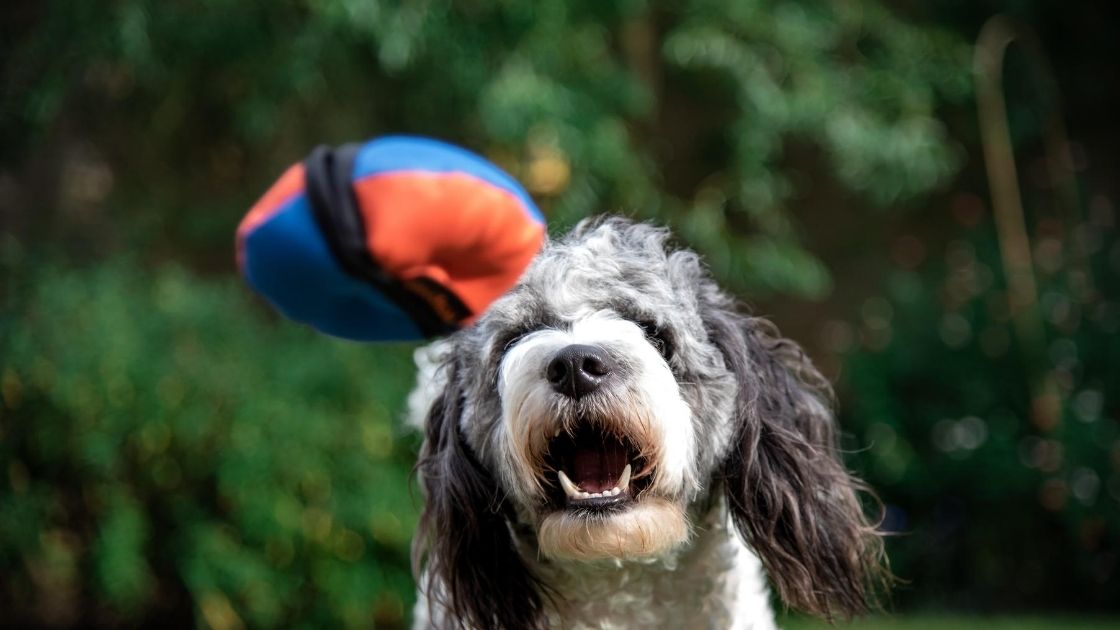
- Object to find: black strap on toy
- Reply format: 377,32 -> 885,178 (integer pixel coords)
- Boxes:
303,144 -> 469,338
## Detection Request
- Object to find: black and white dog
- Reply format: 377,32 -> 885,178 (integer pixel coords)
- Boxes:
409,217 -> 887,629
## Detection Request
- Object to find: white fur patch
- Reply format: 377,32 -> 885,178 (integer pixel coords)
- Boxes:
406,340 -> 452,431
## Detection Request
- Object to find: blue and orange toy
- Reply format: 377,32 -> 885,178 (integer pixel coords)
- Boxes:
237,136 -> 546,341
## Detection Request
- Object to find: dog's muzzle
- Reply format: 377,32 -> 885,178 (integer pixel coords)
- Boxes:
540,344 -> 652,512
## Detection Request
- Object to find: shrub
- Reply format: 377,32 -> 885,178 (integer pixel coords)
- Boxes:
839,210 -> 1120,610
1,262 -> 421,628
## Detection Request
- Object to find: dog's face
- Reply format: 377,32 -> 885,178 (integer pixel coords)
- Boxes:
460,220 -> 740,562
415,218 -> 885,629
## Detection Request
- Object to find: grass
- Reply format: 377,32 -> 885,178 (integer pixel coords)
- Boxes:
780,615 -> 1120,630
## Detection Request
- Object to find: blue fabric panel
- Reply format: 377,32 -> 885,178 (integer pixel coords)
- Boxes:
241,193 -> 423,341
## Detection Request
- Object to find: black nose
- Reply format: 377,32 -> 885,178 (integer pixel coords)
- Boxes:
546,344 -> 613,399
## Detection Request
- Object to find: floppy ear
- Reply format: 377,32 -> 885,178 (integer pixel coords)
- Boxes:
704,300 -> 888,619
412,355 -> 548,630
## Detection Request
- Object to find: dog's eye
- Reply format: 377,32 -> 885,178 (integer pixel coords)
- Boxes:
498,327 -> 536,356
638,320 -> 674,361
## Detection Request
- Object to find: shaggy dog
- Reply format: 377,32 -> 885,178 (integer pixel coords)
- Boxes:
409,217 -> 887,629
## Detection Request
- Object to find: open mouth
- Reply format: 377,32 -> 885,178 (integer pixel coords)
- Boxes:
544,421 -> 648,510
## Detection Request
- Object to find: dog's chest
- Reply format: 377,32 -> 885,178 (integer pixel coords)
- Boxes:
537,518 -> 776,630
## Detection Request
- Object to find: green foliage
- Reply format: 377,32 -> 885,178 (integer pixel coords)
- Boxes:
0,262 -> 421,627
4,0 -> 969,299
665,0 -> 969,201
838,208 -> 1120,608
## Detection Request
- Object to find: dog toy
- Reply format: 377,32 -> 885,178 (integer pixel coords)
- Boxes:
236,136 -> 546,341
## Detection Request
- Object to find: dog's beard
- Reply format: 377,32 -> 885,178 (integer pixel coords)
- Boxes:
495,313 -> 698,561
537,499 -> 690,560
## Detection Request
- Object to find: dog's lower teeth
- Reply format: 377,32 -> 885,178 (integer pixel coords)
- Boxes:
557,464 -> 636,502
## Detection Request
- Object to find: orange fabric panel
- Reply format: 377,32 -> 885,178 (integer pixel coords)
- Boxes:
235,163 -> 306,268
352,171 -> 546,318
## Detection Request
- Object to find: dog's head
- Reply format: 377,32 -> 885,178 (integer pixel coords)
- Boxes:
413,217 -> 886,629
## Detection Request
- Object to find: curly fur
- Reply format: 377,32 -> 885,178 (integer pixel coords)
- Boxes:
411,217 -> 888,629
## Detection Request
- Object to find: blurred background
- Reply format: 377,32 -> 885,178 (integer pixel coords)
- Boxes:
1,0 -> 1118,628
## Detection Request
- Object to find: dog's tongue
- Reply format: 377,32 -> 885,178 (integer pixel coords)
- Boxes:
571,432 -> 629,493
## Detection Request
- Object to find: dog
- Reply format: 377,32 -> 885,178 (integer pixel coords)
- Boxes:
408,217 -> 887,629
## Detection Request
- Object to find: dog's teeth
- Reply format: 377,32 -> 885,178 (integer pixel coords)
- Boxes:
558,470 -> 581,499
561,470 -> 632,502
